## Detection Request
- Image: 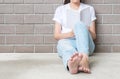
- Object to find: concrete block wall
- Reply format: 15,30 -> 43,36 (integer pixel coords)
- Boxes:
0,0 -> 120,53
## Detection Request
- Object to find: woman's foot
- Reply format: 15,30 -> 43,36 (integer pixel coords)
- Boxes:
68,53 -> 82,74
78,54 -> 91,73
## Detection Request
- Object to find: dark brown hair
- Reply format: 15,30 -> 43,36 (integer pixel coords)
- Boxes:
64,0 -> 84,4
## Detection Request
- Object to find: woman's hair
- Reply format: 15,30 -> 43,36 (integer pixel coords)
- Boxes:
64,0 -> 84,4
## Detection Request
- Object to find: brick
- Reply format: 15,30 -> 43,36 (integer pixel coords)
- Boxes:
0,46 -> 14,53
53,45 -> 57,53
0,4 -> 13,13
95,45 -> 111,52
113,25 -> 120,34
44,35 -> 57,44
24,0 -> 43,3
96,36 -> 107,44
6,36 -> 24,44
103,15 -> 120,24
14,4 -> 34,14
0,24 -> 15,34
43,0 -> 62,4
102,35 -> 117,44
93,5 -> 112,14
95,35 -> 103,44
112,46 -> 120,52
25,36 -> 43,44
0,0 -> 119,53
16,24 -> 34,34
113,5 -> 120,14
96,15 -> 102,24
35,46 -> 53,53
15,46 -> 34,53
0,15 -> 4,23
96,35 -> 120,44
0,36 -> 5,44
96,24 -> 112,34
53,4 -> 61,11
109,36 -> 120,43
35,4 -> 54,14
104,0 -> 120,4
91,0 -> 104,4
24,14 -> 42,23
4,0 -> 23,3
35,24 -> 53,34
4,14 -> 24,24
43,14 -> 54,23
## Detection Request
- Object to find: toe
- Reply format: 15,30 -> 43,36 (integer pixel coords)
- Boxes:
71,53 -> 77,58
81,67 -> 88,73
88,69 -> 91,73
79,66 -> 83,71
74,53 -> 79,57
84,68 -> 91,73
79,66 -> 84,72
85,68 -> 88,73
79,53 -> 82,56
69,58 -> 73,61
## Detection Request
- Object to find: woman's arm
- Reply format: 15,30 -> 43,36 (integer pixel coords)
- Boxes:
54,22 -> 74,40
88,21 -> 96,40
54,21 -> 96,40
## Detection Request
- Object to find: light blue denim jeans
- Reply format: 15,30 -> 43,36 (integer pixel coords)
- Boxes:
57,22 -> 95,69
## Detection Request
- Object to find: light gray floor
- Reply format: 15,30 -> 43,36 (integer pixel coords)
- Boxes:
0,53 -> 120,79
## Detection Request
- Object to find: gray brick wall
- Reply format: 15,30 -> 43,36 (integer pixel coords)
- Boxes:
0,0 -> 120,53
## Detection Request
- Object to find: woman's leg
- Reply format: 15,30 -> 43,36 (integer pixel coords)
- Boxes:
57,39 -> 82,74
73,22 -> 95,55
73,22 -> 95,73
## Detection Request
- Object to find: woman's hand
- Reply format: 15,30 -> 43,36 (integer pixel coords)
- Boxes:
87,26 -> 90,31
69,30 -> 75,37
54,22 -> 75,40
87,21 -> 96,40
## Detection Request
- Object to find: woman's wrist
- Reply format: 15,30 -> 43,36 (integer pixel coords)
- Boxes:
68,31 -> 74,37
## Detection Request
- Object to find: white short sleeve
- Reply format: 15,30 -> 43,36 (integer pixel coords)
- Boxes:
90,6 -> 96,22
53,7 -> 62,24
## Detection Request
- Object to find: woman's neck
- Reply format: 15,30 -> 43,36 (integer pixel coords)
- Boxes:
70,2 -> 80,10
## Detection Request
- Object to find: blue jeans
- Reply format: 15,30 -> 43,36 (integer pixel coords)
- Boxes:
57,22 -> 95,69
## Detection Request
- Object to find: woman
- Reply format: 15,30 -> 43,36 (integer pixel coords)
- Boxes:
53,0 -> 96,74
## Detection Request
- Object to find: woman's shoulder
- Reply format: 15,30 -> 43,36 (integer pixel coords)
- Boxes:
81,3 -> 94,9
55,4 -> 69,11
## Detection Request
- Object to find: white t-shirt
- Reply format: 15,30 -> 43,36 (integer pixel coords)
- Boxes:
53,3 -> 96,33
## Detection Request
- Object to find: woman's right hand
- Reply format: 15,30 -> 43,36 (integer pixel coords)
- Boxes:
54,22 -> 75,40
68,30 -> 75,37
